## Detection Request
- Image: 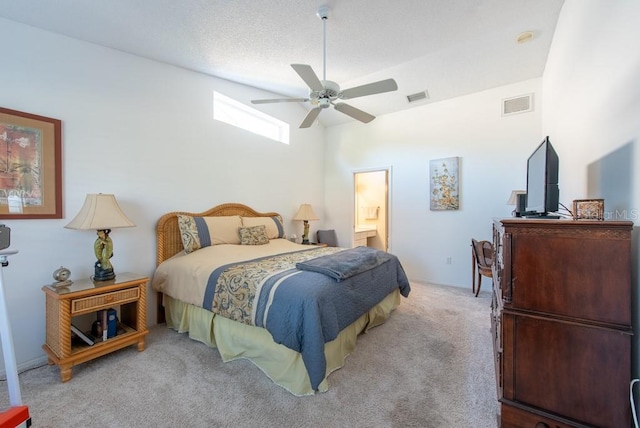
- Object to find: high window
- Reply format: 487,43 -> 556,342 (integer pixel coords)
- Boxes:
213,91 -> 289,144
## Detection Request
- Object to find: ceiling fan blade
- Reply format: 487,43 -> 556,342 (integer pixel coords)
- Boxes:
251,98 -> 309,104
334,103 -> 375,123
299,107 -> 322,128
340,79 -> 398,100
291,64 -> 324,92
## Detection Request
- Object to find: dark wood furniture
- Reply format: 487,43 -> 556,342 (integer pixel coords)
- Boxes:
491,218 -> 633,427
471,238 -> 493,297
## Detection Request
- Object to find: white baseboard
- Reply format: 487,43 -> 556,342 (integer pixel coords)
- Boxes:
0,355 -> 48,380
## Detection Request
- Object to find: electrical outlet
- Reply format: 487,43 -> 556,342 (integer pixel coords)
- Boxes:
446,256 -> 452,265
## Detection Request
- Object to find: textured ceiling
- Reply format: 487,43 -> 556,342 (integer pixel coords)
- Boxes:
0,0 -> 564,127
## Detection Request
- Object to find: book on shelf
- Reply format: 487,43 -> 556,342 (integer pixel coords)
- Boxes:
71,324 -> 94,346
107,308 -> 118,338
101,310 -> 108,341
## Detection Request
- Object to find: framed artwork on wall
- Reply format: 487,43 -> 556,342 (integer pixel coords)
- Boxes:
0,107 -> 62,219
430,156 -> 460,211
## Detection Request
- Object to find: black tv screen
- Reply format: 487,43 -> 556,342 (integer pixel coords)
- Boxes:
525,136 -> 559,216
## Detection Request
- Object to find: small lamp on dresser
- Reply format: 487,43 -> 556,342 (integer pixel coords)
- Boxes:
65,193 -> 135,281
507,190 -> 526,217
292,204 -> 319,245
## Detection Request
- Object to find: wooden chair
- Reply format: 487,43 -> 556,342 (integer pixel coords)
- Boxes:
471,238 -> 494,297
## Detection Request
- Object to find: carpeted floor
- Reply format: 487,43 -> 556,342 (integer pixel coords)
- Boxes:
2,282 -> 497,427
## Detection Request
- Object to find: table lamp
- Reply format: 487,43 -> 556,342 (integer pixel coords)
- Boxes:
507,190 -> 526,217
65,193 -> 135,281
292,204 -> 319,244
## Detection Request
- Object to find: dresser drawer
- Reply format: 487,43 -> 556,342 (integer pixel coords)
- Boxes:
71,287 -> 140,315
501,403 -> 586,428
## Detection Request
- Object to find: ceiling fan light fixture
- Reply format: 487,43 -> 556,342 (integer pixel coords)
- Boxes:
321,80 -> 340,98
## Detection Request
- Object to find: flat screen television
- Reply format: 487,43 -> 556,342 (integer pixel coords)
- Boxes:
525,136 -> 559,217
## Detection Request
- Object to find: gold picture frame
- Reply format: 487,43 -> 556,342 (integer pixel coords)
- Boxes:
0,107 -> 62,219
573,199 -> 604,220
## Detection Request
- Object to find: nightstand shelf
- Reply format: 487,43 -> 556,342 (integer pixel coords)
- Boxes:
69,323 -> 135,353
42,272 -> 149,382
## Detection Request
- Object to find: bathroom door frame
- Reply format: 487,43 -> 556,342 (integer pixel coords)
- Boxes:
352,166 -> 392,252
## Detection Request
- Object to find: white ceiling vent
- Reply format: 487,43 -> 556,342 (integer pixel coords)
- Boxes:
502,93 -> 533,116
407,90 -> 429,103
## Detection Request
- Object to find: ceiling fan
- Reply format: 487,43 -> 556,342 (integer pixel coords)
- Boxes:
251,6 -> 398,128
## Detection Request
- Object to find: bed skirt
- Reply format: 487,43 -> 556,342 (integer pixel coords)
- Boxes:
162,289 -> 401,396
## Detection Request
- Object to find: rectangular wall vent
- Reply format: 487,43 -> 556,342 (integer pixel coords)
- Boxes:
502,93 -> 534,116
407,90 -> 429,103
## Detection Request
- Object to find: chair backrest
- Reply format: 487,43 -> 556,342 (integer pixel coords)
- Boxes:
316,229 -> 338,247
472,239 -> 493,268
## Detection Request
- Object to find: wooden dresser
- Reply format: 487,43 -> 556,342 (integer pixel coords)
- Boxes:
491,218 -> 633,427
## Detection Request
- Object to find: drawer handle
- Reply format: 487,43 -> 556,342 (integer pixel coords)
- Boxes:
535,423 -> 549,428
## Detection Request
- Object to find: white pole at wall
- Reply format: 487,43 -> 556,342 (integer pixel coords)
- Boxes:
0,249 -> 23,407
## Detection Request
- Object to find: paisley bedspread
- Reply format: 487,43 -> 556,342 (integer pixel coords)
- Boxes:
201,246 -> 410,391
202,246 -> 342,325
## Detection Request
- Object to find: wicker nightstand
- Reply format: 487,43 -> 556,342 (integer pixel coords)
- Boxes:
42,272 -> 149,382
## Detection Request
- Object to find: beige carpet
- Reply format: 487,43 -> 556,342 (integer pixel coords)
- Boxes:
2,282 -> 497,427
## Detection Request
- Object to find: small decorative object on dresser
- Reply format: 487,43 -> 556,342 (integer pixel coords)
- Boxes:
572,198 -> 604,220
506,190 -> 526,217
50,266 -> 72,289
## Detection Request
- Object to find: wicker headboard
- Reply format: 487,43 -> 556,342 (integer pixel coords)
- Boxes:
155,202 -> 283,266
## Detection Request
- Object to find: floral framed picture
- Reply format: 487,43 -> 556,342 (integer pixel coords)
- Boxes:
430,157 -> 460,210
0,107 -> 62,219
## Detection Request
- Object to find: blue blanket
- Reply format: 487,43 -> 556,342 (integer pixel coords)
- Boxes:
203,247 -> 410,391
295,246 -> 393,281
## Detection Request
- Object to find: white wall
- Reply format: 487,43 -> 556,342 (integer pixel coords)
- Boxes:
541,0 -> 640,388
324,79 -> 543,287
0,19 -> 325,374
542,0 -> 640,205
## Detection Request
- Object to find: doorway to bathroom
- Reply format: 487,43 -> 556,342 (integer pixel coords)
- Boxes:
353,168 -> 390,251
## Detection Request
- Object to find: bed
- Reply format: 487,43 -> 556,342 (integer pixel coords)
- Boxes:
151,203 -> 410,396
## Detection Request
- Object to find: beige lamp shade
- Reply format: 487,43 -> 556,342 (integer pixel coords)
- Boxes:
293,204 -> 319,244
292,204 -> 319,221
506,190 -> 526,205
65,193 -> 135,230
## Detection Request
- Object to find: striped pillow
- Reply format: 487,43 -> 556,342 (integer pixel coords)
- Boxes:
177,215 -> 242,253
